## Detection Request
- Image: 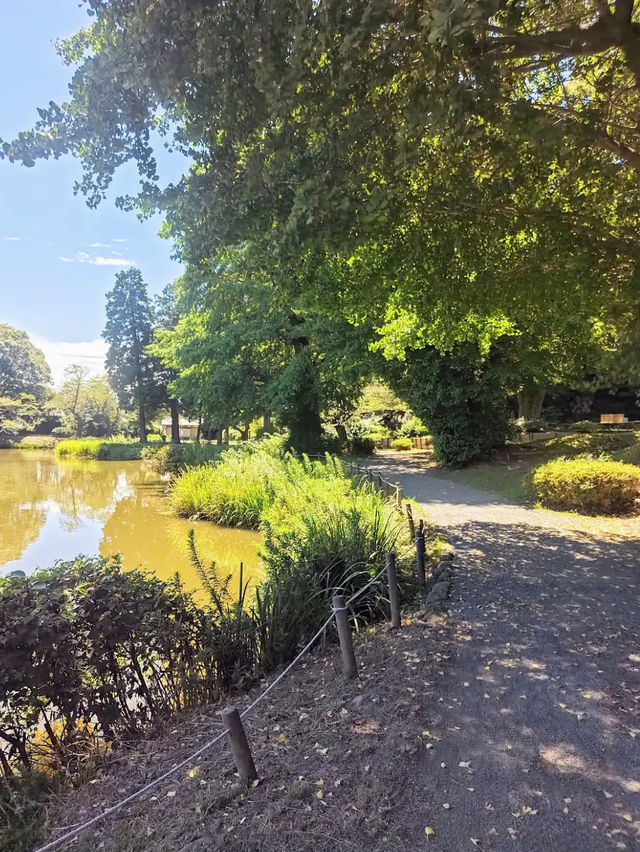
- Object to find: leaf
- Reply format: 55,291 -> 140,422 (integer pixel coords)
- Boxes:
425,826 -> 435,837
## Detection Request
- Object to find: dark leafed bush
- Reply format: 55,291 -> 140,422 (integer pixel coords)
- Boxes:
0,556 -> 255,778
347,435 -> 375,456
143,442 -> 223,476
532,457 -> 640,515
569,419 -> 601,433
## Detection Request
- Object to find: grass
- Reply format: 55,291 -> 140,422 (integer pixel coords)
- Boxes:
0,434 -> 59,450
55,436 -> 164,461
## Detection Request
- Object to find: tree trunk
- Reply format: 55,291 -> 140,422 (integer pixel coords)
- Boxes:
138,399 -> 147,443
240,423 -> 250,441
517,386 -> 546,420
335,423 -> 348,445
263,413 -> 273,433
170,398 -> 180,444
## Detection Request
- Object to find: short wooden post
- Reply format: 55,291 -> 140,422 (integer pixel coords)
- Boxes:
406,503 -> 415,539
395,482 -> 402,507
332,595 -> 358,679
415,527 -> 426,585
386,552 -> 401,629
222,706 -> 258,785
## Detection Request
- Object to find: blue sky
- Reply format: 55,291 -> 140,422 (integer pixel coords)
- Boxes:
0,2 -> 186,383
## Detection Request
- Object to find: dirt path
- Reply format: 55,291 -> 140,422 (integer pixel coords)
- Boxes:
368,455 -> 640,850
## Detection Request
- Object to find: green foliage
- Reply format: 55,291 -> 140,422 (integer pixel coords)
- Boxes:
398,416 -> 429,438
532,458 -> 640,515
347,435 -> 375,457
514,417 -> 548,434
103,269 -> 162,443
544,431 -> 637,457
0,324 -> 50,402
54,437 -> 158,460
47,366 -> 120,437
570,420 -> 601,434
143,442 -> 223,476
391,437 -> 413,451
0,556 -> 247,777
389,346 -> 510,466
0,395 -> 42,444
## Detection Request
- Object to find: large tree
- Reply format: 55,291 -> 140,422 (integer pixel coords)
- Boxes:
152,256 -> 372,451
103,269 -> 158,442
0,324 -> 50,402
5,1 -> 640,460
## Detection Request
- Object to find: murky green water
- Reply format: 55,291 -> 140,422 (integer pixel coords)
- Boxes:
0,450 -> 263,596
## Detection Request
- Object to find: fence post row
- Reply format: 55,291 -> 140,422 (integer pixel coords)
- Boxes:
222,706 -> 258,785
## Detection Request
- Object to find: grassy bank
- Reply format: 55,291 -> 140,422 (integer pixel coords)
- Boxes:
2,441 -> 424,849
54,436 -> 161,460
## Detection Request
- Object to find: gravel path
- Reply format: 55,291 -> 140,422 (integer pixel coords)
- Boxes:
369,456 -> 640,850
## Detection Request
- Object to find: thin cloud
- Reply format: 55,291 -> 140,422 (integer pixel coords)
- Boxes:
113,238 -> 127,243
87,242 -> 111,248
3,236 -> 21,241
58,251 -> 136,268
31,336 -> 108,387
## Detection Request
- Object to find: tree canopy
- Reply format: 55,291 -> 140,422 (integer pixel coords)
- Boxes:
0,324 -> 51,403
5,1 -> 640,459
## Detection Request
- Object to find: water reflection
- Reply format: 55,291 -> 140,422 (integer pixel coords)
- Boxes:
0,450 -> 263,595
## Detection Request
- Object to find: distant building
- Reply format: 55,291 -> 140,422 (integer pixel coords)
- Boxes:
160,417 -> 199,441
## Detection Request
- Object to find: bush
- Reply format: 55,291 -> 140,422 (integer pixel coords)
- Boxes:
398,415 -> 428,438
391,437 -> 413,451
0,556 -> 250,779
55,437 -> 164,461
514,417 -> 548,434
143,442 -> 223,476
532,457 -> 640,515
347,435 -> 375,456
570,419 -> 600,433
545,431 -> 637,457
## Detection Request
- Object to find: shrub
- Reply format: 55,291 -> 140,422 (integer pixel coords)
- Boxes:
391,437 -> 413,451
398,415 -> 428,438
544,431 -> 637,457
54,437 -> 163,461
143,442 -> 223,476
514,416 -> 548,434
347,435 -> 375,456
532,457 -> 640,515
570,419 -> 600,433
0,556 -> 251,778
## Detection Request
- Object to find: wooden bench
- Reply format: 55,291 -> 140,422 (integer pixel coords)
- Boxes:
600,413 -> 625,424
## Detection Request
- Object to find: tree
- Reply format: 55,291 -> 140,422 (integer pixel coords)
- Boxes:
103,269 -> 158,443
0,395 -> 42,444
151,283 -> 182,443
6,1 -> 640,460
0,324 -> 50,402
151,257 -> 372,451
48,365 -> 120,437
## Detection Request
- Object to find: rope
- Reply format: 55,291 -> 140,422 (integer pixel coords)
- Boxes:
35,544 -> 413,852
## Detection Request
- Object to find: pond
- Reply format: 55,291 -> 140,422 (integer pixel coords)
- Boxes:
0,450 -> 264,596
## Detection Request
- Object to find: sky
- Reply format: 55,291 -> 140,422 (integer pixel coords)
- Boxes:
0,2 -> 186,384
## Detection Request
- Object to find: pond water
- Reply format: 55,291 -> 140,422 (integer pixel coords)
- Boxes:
0,450 -> 264,596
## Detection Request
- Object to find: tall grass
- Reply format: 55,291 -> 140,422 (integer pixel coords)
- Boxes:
170,442 -> 409,668
55,436 -> 161,461
143,442 -> 224,476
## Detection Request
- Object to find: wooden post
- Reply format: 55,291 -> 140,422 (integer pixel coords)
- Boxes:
386,552 -> 401,629
415,528 -> 426,585
222,707 -> 258,785
406,503 -> 415,539
395,482 -> 402,507
332,595 -> 358,679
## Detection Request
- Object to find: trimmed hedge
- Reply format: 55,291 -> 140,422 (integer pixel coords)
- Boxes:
532,457 -> 640,515
390,437 -> 412,451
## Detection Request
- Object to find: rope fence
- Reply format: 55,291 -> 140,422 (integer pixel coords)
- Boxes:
36,455 -> 430,852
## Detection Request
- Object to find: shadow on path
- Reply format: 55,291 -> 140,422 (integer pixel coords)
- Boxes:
370,457 -> 640,850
